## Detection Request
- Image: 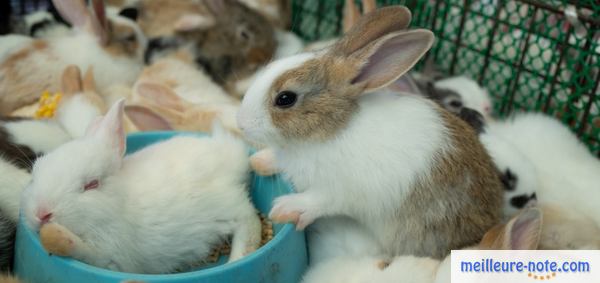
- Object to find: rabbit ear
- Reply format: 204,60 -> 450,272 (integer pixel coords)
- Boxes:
82,67 -> 97,93
174,13 -> 216,32
388,74 -> 421,94
504,208 -> 543,250
87,99 -> 126,156
135,82 -> 185,113
91,0 -> 107,30
331,6 -> 412,57
124,105 -> 173,131
52,0 -> 108,44
348,29 -> 434,92
61,65 -> 83,96
52,0 -> 90,28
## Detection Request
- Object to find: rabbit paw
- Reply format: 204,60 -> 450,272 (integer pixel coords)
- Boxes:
269,194 -> 320,230
249,148 -> 278,176
40,223 -> 78,257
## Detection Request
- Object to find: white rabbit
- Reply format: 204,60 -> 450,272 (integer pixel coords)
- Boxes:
488,113 -> 600,225
479,129 -> 538,218
0,0 -> 147,115
237,6 -> 503,259
22,100 -> 261,273
302,207 -> 543,283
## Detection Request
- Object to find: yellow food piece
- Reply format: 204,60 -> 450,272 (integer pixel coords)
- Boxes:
35,91 -> 63,119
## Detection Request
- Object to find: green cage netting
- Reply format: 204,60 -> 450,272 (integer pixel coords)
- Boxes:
291,0 -> 600,156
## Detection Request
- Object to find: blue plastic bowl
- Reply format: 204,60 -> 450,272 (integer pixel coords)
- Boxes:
14,132 -> 307,283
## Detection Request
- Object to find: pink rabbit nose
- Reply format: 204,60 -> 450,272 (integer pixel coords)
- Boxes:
38,212 -> 53,225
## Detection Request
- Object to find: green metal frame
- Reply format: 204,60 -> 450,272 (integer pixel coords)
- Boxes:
291,0 -> 600,155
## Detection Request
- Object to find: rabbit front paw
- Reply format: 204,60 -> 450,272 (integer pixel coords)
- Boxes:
269,194 -> 322,230
40,223 -> 78,257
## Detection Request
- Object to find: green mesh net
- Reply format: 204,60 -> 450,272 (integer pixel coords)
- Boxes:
291,0 -> 600,156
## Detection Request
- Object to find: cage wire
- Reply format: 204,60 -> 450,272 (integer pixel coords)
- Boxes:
291,0 -> 600,156
1,0 -> 599,155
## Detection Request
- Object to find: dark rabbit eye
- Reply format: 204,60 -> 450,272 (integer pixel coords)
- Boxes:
119,7 -> 139,21
275,91 -> 298,108
84,179 -> 100,191
449,100 -> 463,108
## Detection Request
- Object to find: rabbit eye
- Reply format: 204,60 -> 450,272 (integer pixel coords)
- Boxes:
84,180 -> 100,191
449,100 -> 463,108
274,91 -> 297,108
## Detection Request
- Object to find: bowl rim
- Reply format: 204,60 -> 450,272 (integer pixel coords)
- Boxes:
18,131 -> 298,279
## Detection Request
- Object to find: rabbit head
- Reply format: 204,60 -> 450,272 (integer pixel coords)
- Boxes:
237,6 -> 433,146
52,0 -> 147,60
141,0 -> 276,86
22,100 -> 127,235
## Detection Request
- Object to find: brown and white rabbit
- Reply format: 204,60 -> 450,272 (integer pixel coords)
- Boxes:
237,6 -> 504,259
0,0 -> 146,115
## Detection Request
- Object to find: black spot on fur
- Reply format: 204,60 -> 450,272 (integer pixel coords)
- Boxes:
500,169 -> 518,191
0,212 -> 15,272
0,118 -> 38,171
29,19 -> 53,36
118,7 -> 139,21
510,193 -> 535,209
458,108 -> 485,134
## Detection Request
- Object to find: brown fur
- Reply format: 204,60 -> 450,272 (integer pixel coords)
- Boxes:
138,0 -> 210,37
0,41 -> 59,115
332,6 -> 411,57
0,117 -> 38,171
269,57 -> 362,141
382,108 -> 503,259
103,21 -> 140,57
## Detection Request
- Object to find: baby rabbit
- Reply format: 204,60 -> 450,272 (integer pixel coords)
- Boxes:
237,6 -> 503,259
139,0 -> 276,91
0,0 -> 146,115
302,207 -> 542,283
22,100 -> 261,273
488,113 -> 600,226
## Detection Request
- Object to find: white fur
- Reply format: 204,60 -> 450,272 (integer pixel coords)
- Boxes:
3,120 -> 71,154
274,30 -> 305,59
479,129 -> 538,218
307,217 -> 382,265
238,52 -> 450,252
237,53 -> 315,146
302,254 -> 440,283
22,104 -> 260,273
0,35 -> 32,62
488,113 -> 600,225
22,11 -> 70,38
0,158 -> 31,222
55,95 -> 103,138
434,76 -> 492,118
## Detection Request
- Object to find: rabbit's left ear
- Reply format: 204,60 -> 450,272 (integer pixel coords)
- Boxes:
125,105 -> 173,131
347,29 -> 434,93
87,99 -> 126,156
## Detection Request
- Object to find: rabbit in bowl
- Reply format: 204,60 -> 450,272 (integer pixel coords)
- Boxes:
21,100 -> 261,274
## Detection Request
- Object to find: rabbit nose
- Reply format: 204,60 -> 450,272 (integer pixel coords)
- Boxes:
38,212 -> 53,225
